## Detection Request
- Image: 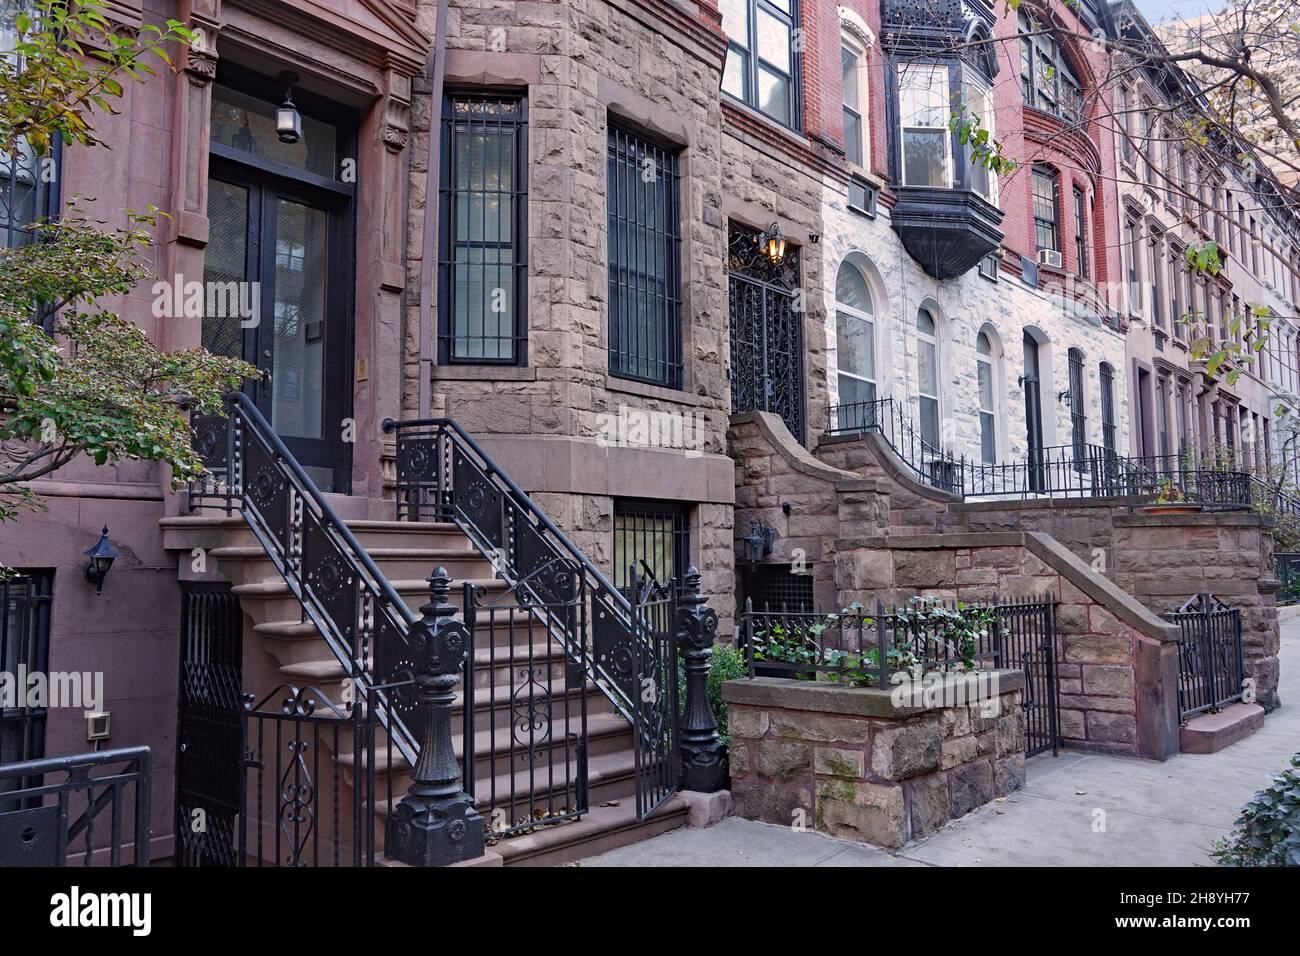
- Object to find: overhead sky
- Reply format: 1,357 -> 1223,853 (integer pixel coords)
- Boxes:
1131,0 -> 1218,24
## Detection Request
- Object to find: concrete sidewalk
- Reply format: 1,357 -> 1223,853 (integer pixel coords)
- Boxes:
578,617 -> 1300,867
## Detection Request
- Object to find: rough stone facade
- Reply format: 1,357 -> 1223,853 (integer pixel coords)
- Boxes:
832,531 -> 1183,759
724,672 -> 1027,848
1113,512 -> 1282,711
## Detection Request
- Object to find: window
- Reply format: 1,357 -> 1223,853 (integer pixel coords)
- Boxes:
1,6 -> 59,249
976,330 -> 997,464
1117,84 -> 1133,164
1124,218 -> 1141,312
916,307 -> 940,450
1,571 -> 53,789
721,0 -> 799,127
1149,235 -> 1164,329
1033,166 -> 1059,252
1068,347 -> 1087,467
612,500 -> 689,594
439,93 -> 527,364
1072,187 -> 1088,278
1156,374 -> 1169,457
835,262 -> 876,412
1168,240 -> 1183,329
841,39 -> 867,167
962,76 -> 996,201
1175,380 -> 1189,458
747,564 -> 815,613
978,253 -> 999,281
1099,362 -> 1116,456
1019,12 -> 1083,122
899,64 -> 951,188
607,123 -> 681,388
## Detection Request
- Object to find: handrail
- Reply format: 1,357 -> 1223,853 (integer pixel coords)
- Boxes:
190,393 -> 420,764
382,415 -> 633,621
382,415 -> 656,724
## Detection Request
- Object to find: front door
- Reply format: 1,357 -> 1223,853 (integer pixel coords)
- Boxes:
203,76 -> 355,491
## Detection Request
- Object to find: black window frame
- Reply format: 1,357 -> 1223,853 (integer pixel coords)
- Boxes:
1018,11 -> 1083,123
721,0 -> 803,131
607,121 -> 683,389
612,499 -> 691,595
437,90 -> 529,367
1032,165 -> 1059,253
1067,347 -> 1087,469
1072,186 -> 1089,279
1099,361 -> 1116,456
1,570 -> 53,781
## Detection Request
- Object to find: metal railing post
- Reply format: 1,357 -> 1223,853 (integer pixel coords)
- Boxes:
384,567 -> 484,866
676,567 -> 727,793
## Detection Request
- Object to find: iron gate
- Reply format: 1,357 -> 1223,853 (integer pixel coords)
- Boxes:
728,222 -> 804,443
174,583 -> 244,867
994,599 -> 1060,757
1164,593 -> 1245,720
626,567 -> 679,820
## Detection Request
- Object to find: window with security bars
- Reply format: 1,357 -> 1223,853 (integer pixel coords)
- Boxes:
746,564 -> 814,613
607,124 -> 682,388
613,501 -> 690,597
438,93 -> 527,364
1,570 -> 53,807
1068,347 -> 1087,470
1100,361 -> 1116,456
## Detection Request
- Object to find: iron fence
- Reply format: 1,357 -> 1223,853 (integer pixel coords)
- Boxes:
739,596 -> 1059,756
1276,553 -> 1300,606
1163,594 -> 1245,721
0,746 -> 152,866
825,398 -> 1253,508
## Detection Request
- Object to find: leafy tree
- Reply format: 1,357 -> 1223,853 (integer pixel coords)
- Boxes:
0,0 -> 257,524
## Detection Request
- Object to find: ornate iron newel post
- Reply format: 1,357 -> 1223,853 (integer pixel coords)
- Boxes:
386,567 -> 484,866
675,566 -> 728,792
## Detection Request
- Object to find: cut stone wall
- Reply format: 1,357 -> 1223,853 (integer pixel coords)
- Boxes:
1113,512 -> 1281,712
833,531 -> 1183,759
723,671 -> 1026,848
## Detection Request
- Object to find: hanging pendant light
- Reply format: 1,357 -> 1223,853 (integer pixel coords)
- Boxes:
276,71 -> 302,145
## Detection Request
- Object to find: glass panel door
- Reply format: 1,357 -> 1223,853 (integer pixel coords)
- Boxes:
269,197 -> 328,443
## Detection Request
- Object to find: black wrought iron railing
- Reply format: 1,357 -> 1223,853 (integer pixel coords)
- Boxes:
189,393 -> 422,766
1276,553 -> 1300,607
738,595 -> 1060,755
0,746 -> 152,866
382,417 -> 664,727
1163,594 -> 1245,720
825,398 -> 1254,508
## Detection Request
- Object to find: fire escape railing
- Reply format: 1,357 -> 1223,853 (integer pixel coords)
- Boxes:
188,393 -> 421,766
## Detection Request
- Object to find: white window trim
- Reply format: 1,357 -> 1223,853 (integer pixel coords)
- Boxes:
841,31 -> 871,174
898,63 -> 952,189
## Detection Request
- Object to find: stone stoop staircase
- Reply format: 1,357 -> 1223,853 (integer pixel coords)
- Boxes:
161,502 -> 687,867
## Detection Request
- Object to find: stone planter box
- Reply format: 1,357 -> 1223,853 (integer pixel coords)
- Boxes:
722,669 -> 1026,849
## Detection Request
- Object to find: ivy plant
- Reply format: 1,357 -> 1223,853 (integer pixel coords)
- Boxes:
1211,754 -> 1300,866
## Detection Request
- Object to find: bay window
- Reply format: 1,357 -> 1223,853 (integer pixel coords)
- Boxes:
899,64 -> 950,188
1019,11 -> 1083,122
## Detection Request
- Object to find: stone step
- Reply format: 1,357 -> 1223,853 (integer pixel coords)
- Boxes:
276,640 -> 572,689
162,516 -> 469,554
210,545 -> 494,581
493,793 -> 689,867
1180,702 -> 1265,754
231,576 -> 511,623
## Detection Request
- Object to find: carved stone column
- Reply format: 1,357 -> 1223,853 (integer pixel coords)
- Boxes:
385,567 -> 485,866
675,566 -> 728,792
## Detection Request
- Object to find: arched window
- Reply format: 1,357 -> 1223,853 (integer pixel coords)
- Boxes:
976,330 -> 998,464
1019,11 -> 1083,122
1068,347 -> 1087,467
916,307 -> 940,449
835,262 -> 877,418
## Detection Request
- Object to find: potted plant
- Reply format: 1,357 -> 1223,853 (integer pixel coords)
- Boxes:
1143,477 -> 1203,515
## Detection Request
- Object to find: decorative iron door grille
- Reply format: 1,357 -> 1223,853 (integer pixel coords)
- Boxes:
728,222 -> 804,443
175,584 -> 244,867
629,572 -> 679,821
1,570 -> 53,806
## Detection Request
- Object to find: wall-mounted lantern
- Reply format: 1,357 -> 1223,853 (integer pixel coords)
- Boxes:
84,526 -> 120,595
740,519 -> 775,563
276,71 -> 303,145
753,221 -> 787,265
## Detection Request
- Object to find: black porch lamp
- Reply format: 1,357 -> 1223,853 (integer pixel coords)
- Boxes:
740,519 -> 775,563
84,526 -> 121,595
276,71 -> 303,145
754,221 -> 786,264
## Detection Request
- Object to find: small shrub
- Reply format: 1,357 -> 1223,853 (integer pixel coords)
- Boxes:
707,642 -> 747,744
1211,754 -> 1300,866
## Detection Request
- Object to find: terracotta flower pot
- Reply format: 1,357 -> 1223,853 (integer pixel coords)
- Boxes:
1142,503 -> 1203,515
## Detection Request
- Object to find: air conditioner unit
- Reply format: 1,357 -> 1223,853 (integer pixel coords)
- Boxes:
1038,248 -> 1063,268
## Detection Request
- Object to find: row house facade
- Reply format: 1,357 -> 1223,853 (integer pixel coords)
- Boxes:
1,0 -> 1295,860
1110,0 -> 1300,475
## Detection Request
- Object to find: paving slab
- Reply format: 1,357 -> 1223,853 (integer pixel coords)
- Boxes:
578,624 -> 1299,867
